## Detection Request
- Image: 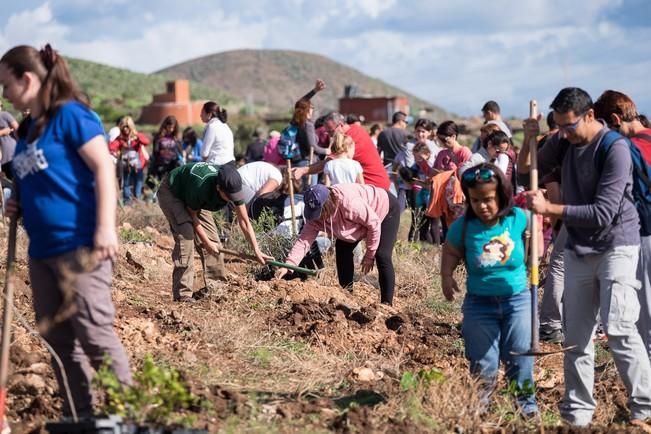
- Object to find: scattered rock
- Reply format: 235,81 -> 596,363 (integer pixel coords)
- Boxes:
182,350 -> 198,364
144,226 -> 160,237
352,367 -> 376,382
125,250 -> 145,272
10,373 -> 47,394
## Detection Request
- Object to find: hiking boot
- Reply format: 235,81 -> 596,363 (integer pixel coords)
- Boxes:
540,328 -> 564,344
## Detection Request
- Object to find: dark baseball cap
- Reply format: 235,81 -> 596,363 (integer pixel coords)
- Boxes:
216,164 -> 246,203
303,184 -> 331,221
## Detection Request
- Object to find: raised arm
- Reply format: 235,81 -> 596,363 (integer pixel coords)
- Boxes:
300,79 -> 326,102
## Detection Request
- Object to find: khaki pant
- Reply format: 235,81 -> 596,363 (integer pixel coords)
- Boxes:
29,250 -> 132,417
157,176 -> 226,299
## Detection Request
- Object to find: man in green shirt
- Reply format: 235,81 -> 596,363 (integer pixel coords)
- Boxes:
158,162 -> 270,301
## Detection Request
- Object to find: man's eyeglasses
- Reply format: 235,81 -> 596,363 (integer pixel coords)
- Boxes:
557,112 -> 587,132
462,167 -> 497,187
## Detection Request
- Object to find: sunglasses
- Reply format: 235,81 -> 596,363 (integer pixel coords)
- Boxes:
462,167 -> 497,187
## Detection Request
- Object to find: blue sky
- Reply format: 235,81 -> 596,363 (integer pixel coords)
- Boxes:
1,0 -> 650,117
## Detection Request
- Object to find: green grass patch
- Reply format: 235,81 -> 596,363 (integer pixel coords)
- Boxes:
119,227 -> 154,244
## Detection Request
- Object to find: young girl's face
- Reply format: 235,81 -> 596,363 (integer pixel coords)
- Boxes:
415,127 -> 430,144
486,142 -> 498,159
0,64 -> 38,112
468,181 -> 499,225
414,150 -> 431,165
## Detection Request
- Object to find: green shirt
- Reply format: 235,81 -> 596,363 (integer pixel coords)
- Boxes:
168,162 -> 228,211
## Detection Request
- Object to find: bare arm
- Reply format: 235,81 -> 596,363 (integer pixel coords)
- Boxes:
78,135 -> 118,261
233,203 -> 272,264
440,242 -> 463,301
293,158 -> 327,180
356,173 -> 365,185
256,178 -> 280,197
323,173 -> 332,186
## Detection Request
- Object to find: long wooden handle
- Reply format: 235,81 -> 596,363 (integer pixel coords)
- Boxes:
0,215 -> 18,421
529,100 -> 539,281
286,159 -> 297,236
528,100 -> 540,352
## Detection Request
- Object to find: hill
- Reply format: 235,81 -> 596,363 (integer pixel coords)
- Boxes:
158,49 -> 451,120
65,57 -> 241,125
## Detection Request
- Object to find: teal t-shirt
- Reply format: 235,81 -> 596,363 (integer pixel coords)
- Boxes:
447,207 -> 528,296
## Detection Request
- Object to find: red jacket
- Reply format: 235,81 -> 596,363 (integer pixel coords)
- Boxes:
109,132 -> 150,169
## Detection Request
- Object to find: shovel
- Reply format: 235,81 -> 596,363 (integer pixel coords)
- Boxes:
217,247 -> 318,276
0,214 -> 17,423
512,100 -> 575,357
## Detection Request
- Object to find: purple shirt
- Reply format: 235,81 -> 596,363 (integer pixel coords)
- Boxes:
535,125 -> 639,255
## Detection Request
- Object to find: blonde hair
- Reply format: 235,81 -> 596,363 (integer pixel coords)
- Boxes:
329,132 -> 354,155
118,116 -> 138,140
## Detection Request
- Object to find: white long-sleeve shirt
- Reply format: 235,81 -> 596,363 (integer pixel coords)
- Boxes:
201,118 -> 235,165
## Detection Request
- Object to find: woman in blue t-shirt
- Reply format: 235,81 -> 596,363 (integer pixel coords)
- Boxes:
0,44 -> 132,417
441,162 -> 538,417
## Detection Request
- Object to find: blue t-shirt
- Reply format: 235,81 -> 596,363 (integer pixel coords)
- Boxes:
447,207 -> 528,296
183,138 -> 203,162
13,101 -> 104,259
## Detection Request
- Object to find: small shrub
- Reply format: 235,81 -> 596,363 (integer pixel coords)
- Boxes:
501,379 -> 536,399
400,367 -> 446,391
93,354 -> 203,427
119,227 -> 154,244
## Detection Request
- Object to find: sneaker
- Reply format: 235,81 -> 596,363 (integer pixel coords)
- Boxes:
594,324 -> 608,342
540,328 -> 564,344
175,295 -> 196,303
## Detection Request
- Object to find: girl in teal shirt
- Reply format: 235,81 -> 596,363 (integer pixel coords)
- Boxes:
441,162 -> 538,416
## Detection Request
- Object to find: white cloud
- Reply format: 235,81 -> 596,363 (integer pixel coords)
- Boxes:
1,0 -> 649,116
2,2 -> 68,48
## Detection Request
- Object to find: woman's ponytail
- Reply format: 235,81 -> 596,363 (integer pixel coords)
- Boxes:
218,107 -> 228,123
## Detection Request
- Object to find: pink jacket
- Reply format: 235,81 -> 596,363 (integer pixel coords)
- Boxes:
286,184 -> 390,266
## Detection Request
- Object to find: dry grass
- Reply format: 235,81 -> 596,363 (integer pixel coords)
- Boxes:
3,204 -> 642,433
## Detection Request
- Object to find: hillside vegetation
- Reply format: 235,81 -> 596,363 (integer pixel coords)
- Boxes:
66,57 -> 240,124
158,49 -> 451,120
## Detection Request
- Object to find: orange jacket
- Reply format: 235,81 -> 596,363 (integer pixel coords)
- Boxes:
425,170 -> 465,225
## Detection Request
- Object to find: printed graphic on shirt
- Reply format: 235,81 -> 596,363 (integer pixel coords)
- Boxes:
13,140 -> 49,179
479,230 -> 514,266
189,162 -> 218,179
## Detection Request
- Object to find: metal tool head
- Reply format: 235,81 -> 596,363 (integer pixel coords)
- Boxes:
511,345 -> 577,357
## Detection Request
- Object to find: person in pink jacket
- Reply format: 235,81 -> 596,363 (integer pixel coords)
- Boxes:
276,183 -> 400,305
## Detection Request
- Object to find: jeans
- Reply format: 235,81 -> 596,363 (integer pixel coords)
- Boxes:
561,245 -> 651,426
462,290 -> 538,415
540,224 -> 567,333
123,168 -> 143,203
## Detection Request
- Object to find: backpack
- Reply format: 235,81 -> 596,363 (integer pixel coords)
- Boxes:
277,125 -> 301,163
121,149 -> 140,170
595,131 -> 651,236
